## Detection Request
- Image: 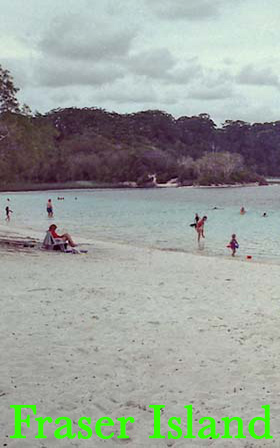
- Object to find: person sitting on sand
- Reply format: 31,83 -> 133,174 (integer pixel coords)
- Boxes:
229,234 -> 239,257
240,207 -> 246,215
196,216 -> 207,243
49,224 -> 76,247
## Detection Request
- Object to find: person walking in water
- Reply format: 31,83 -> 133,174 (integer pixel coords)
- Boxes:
46,199 -> 53,218
240,207 -> 246,215
228,234 -> 239,257
5,206 -> 13,221
196,215 -> 207,243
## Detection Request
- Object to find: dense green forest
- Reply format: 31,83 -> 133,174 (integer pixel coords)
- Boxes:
0,64 -> 279,188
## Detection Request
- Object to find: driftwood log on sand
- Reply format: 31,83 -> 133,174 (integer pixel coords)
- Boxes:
0,237 -> 38,249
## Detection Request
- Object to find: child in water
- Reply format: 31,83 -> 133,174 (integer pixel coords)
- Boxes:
229,234 -> 239,257
5,206 -> 13,221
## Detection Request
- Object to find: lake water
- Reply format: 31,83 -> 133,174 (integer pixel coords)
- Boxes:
1,185 -> 280,261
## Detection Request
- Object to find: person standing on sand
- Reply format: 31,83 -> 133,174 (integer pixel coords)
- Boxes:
5,206 -> 13,221
46,199 -> 53,218
196,216 -> 207,243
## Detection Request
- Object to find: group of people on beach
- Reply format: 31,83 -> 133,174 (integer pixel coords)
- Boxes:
191,212 -> 239,257
191,205 -> 270,257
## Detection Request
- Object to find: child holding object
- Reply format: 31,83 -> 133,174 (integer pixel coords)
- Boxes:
228,234 -> 239,257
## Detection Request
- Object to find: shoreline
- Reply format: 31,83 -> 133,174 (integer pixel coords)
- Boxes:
0,222 -> 278,268
0,181 -> 269,193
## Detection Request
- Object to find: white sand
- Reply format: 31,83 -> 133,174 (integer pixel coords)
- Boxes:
1,233 -> 280,447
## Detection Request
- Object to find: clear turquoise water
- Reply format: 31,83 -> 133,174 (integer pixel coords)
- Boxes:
1,185 -> 280,261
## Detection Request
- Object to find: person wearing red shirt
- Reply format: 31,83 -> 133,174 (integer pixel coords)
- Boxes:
49,224 -> 76,247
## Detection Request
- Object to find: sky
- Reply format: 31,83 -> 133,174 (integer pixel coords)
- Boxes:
1,0 -> 280,125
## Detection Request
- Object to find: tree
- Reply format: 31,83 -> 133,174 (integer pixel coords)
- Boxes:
197,152 -> 245,184
0,65 -> 20,113
21,103 -> 32,116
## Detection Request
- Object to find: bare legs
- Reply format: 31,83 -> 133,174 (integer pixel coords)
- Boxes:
197,229 -> 204,243
61,233 -> 76,247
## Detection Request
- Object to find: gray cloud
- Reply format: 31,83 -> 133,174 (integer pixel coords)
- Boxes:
1,0 -> 278,126
189,85 -> 233,100
187,67 -> 234,100
148,0 -> 221,20
93,77 -> 159,104
126,50 -> 201,85
222,58 -> 235,66
188,67 -> 234,101
35,60 -> 125,87
50,90 -> 80,104
126,48 -> 176,79
168,59 -> 202,84
237,64 -> 279,87
39,14 -> 137,61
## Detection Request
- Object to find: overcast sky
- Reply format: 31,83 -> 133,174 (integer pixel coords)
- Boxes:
1,0 -> 280,124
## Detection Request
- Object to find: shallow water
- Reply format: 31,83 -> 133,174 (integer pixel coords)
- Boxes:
1,185 -> 280,261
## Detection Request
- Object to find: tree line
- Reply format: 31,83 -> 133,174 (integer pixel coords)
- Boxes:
0,64 -> 278,188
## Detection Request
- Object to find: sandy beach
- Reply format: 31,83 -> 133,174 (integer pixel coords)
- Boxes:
1,230 -> 280,447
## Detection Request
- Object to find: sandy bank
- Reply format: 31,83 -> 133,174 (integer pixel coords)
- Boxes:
1,239 -> 280,447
